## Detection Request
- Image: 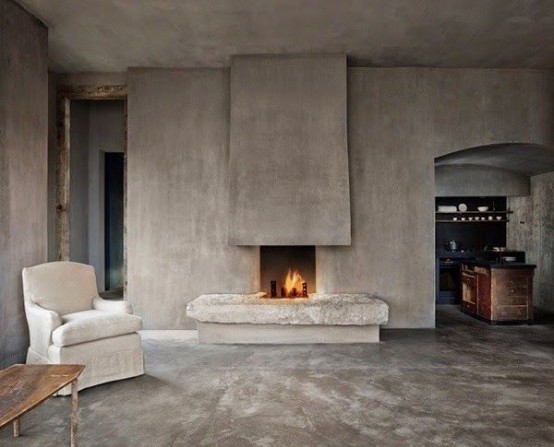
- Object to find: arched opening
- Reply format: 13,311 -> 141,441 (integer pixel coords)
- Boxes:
434,143 -> 554,325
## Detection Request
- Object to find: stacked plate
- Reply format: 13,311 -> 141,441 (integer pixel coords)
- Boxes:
437,206 -> 458,213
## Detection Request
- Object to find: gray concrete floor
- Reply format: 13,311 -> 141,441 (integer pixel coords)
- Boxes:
1,306 -> 553,446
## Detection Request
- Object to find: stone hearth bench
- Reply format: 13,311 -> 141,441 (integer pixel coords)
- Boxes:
186,293 -> 389,344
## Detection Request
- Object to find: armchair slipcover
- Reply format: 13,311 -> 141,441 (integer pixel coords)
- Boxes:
22,261 -> 144,395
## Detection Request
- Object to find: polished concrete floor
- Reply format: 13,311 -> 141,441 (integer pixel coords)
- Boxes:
1,306 -> 553,446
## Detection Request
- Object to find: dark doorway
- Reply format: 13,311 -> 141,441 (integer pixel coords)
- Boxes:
105,152 -> 124,291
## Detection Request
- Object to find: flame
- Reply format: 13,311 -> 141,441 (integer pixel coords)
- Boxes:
284,268 -> 304,297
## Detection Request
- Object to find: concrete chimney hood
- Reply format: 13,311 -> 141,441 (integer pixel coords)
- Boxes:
228,55 -> 351,245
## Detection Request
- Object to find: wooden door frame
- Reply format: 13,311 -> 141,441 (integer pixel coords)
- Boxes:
56,84 -> 128,290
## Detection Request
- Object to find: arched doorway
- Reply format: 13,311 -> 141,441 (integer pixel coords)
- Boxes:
434,143 -> 554,324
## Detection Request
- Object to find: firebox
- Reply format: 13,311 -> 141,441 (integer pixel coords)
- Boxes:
260,246 -> 316,298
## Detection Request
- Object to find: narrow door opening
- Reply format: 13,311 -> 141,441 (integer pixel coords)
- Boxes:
105,152 -> 124,292
65,98 -> 126,295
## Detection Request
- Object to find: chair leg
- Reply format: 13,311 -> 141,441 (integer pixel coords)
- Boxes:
13,418 -> 20,437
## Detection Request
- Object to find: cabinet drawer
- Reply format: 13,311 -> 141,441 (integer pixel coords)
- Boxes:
498,293 -> 529,306
462,301 -> 477,314
494,305 -> 529,321
495,279 -> 530,303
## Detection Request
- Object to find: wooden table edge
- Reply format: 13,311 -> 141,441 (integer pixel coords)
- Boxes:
0,364 -> 85,429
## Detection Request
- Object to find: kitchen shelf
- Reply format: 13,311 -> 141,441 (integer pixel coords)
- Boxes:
436,219 -> 510,223
435,211 -> 513,214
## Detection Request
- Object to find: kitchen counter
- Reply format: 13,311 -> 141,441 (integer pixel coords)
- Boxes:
460,262 -> 535,324
462,259 -> 536,269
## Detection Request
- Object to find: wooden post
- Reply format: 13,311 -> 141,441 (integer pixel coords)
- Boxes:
123,99 -> 128,297
56,96 -> 71,261
13,418 -> 20,437
70,379 -> 78,447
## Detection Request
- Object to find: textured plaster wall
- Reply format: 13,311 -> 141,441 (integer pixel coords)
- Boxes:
126,66 -> 553,329
435,164 -> 530,197
318,68 -> 554,328
127,68 -> 258,329
0,0 -> 48,366
228,55 -> 350,245
508,172 -> 554,311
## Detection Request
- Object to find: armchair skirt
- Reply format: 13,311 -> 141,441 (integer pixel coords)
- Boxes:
22,262 -> 144,395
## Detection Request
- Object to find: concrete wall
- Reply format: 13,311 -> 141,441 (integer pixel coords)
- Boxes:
0,0 -> 48,366
126,66 -> 554,329
435,164 -> 530,197
127,68 -> 259,329
508,172 -> 554,311
318,68 -> 554,328
228,55 -> 351,245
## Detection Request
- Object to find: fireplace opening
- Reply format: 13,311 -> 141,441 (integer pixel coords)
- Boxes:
260,246 -> 316,298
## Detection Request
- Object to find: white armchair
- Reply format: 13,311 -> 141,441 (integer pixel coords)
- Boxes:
22,261 -> 144,395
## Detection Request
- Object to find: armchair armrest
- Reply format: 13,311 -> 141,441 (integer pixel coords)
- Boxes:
24,302 -> 62,358
93,296 -> 133,314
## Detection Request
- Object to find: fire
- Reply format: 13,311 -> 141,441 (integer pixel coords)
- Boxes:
283,268 -> 304,297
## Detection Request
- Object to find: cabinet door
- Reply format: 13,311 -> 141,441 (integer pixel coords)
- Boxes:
477,270 -> 492,320
461,272 -> 477,314
491,269 -> 534,321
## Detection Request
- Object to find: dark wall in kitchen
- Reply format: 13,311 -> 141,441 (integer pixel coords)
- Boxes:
436,197 -> 507,250
436,223 -> 506,251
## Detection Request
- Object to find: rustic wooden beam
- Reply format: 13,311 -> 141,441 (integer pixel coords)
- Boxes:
56,97 -> 70,261
57,84 -> 127,100
123,99 -> 128,297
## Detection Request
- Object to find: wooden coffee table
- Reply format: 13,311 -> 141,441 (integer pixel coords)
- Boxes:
0,364 -> 85,447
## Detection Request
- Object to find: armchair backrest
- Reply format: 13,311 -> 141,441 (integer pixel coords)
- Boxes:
22,261 -> 98,315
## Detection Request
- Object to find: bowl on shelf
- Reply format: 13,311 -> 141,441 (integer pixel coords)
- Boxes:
477,206 -> 489,212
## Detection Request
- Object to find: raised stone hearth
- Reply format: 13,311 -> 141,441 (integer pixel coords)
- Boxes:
186,293 -> 389,344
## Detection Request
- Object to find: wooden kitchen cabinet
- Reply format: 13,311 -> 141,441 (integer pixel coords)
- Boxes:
461,263 -> 534,324
461,270 -> 477,315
